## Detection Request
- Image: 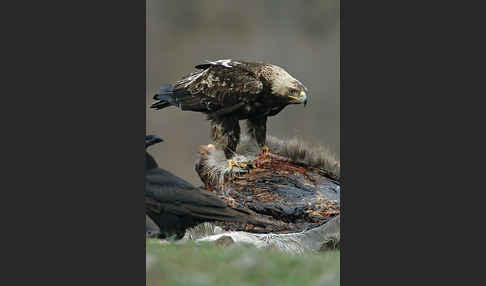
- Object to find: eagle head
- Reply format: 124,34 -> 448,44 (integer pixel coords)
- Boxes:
268,65 -> 308,106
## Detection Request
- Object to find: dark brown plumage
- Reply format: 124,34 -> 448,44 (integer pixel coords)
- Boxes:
151,60 -> 308,165
145,135 -> 273,239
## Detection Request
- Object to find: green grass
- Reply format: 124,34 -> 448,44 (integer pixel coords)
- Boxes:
146,239 -> 339,286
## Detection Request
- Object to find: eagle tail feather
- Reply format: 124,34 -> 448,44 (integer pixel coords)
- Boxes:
151,84 -> 177,110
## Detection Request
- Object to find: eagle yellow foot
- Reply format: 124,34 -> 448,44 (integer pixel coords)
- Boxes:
254,145 -> 270,168
227,159 -> 248,171
261,145 -> 270,153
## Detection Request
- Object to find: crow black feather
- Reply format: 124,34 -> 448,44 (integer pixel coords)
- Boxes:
145,135 -> 272,239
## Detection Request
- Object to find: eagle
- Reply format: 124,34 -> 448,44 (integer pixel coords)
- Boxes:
151,59 -> 308,170
145,135 -> 272,239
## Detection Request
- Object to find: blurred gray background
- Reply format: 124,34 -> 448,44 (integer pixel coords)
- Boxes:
147,0 -> 340,185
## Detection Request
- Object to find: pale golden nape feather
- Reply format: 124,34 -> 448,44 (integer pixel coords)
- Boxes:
267,65 -> 304,95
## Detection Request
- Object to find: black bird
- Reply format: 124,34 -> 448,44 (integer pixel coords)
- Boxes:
145,135 -> 271,239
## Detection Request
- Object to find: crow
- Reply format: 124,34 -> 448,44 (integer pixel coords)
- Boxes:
145,135 -> 272,239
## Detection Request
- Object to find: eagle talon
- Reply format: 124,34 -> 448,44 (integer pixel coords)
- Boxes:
261,145 -> 270,153
227,160 -> 248,171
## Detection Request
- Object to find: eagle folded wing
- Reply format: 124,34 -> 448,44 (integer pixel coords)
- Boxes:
171,64 -> 264,113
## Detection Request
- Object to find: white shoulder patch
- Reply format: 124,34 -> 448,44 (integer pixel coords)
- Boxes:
206,59 -> 240,68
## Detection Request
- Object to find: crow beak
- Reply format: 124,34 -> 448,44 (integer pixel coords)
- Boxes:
145,135 -> 164,148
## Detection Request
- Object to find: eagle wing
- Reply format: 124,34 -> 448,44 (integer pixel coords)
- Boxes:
165,60 -> 264,114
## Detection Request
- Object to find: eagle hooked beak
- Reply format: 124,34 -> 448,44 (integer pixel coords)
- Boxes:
289,91 -> 308,106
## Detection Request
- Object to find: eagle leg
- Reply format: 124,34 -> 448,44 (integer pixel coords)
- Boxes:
211,116 -> 241,159
247,116 -> 268,153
